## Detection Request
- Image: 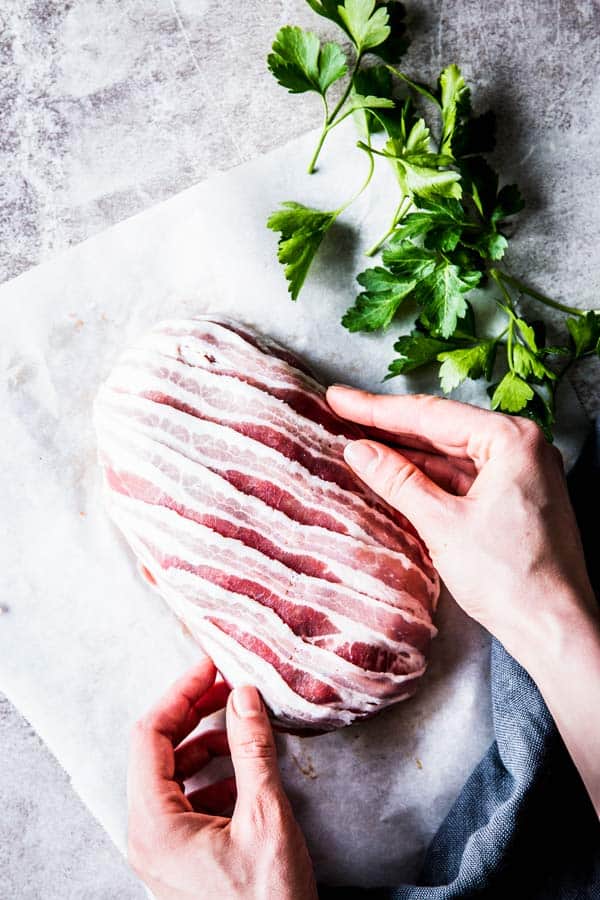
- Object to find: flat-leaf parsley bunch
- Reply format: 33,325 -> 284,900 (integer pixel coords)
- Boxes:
266,0 -> 600,438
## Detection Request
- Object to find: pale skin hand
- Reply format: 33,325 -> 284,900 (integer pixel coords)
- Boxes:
327,386 -> 600,816
127,659 -> 318,900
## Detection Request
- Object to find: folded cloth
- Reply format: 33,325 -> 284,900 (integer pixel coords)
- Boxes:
321,422 -> 600,900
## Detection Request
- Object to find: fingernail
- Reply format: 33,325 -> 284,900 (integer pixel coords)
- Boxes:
344,441 -> 379,473
232,685 -> 263,718
329,383 -> 354,389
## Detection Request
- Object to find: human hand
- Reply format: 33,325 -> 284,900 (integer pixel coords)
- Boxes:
327,387 -> 597,672
127,658 -> 317,900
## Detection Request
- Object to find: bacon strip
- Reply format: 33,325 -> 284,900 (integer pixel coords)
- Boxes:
99,427 -> 436,611
99,389 -> 425,559
95,317 -> 439,731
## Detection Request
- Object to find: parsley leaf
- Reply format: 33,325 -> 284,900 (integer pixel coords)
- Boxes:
267,202 -> 338,300
305,0 -> 347,32
439,64 -> 470,157
352,65 -> 396,134
390,212 -> 434,243
416,260 -> 481,336
398,195 -> 466,251
513,315 -> 538,351
511,343 -> 556,381
371,2 -> 409,62
566,311 -> 600,357
338,0 -> 391,54
490,371 -> 535,413
437,341 -> 496,392
306,0 -> 407,60
344,93 -> 396,113
387,330 -> 453,377
383,117 -> 462,200
424,223 -> 463,252
268,27 -> 347,95
383,241 -> 481,337
497,310 -> 556,381
472,230 -> 508,260
413,195 -> 465,220
342,267 -> 415,331
383,241 -> 437,280
390,70 -> 440,106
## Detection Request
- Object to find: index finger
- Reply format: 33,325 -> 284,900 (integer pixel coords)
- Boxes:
128,658 -> 228,817
327,387 -> 510,463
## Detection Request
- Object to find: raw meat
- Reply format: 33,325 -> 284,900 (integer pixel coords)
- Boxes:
94,317 -> 439,731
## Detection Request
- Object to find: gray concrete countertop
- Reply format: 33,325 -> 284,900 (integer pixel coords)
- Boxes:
2,2 -> 599,896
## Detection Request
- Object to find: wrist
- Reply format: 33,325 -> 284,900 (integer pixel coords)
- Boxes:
503,592 -> 600,815
504,592 -> 600,683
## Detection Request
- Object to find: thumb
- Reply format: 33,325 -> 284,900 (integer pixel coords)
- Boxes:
344,439 -> 454,540
226,685 -> 283,813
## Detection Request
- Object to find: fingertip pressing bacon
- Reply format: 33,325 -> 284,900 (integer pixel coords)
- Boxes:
94,317 -> 440,731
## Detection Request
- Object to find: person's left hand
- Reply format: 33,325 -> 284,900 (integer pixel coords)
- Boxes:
127,658 -> 318,900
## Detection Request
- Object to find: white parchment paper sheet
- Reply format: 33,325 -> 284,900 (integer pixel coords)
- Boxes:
0,121 -> 589,886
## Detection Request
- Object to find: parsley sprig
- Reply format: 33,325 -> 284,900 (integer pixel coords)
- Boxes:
267,2 -> 406,174
267,0 -> 599,437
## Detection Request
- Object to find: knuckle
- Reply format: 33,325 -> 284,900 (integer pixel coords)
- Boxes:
516,416 -> 542,440
493,414 -> 546,459
384,463 -> 419,504
515,417 -> 547,455
236,732 -> 275,760
492,413 -> 523,442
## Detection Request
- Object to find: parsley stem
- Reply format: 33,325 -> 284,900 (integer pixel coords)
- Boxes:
506,318 -> 515,371
307,95 -> 330,175
496,270 -> 586,317
490,268 -> 515,311
307,56 -> 362,174
384,65 -> 441,108
365,196 -> 411,257
328,55 -> 362,125
336,145 -> 375,216
307,125 -> 329,175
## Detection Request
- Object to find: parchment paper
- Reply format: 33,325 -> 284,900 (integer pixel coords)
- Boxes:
0,120 -> 589,887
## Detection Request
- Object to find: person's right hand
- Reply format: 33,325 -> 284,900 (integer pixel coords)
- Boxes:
327,387 -> 598,673
327,386 -> 600,815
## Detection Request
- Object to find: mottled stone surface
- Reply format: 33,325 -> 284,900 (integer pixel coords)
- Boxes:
0,700 -> 143,899
1,1 -> 599,896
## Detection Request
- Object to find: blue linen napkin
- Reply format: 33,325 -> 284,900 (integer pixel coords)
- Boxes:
321,423 -> 600,899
